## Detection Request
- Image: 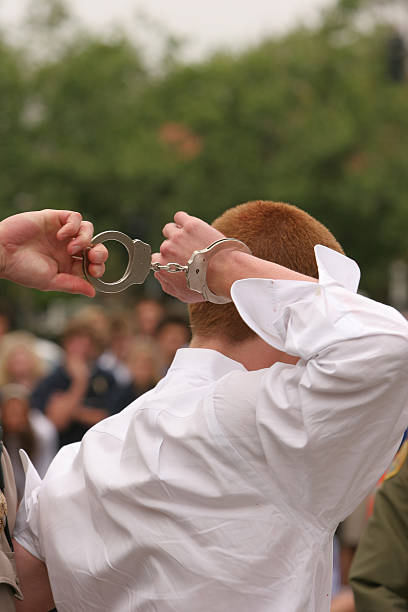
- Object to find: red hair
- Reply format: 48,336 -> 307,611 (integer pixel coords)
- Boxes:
189,200 -> 343,342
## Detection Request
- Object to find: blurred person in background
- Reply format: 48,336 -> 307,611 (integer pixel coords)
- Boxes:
155,315 -> 191,374
337,498 -> 370,586
0,331 -> 46,390
328,497 -> 371,611
0,384 -> 57,500
0,333 -> 58,499
98,312 -> 133,386
70,303 -> 134,385
31,320 -> 118,448
72,305 -> 110,345
133,297 -> 164,337
33,338 -> 63,377
0,208 -> 108,611
113,337 -> 162,413
349,433 -> 408,611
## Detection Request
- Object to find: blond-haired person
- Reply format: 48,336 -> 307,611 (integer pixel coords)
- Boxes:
14,202 -> 408,612
0,332 -> 45,390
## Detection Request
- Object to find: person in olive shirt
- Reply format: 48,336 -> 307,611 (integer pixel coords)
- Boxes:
349,436 -> 408,611
0,209 -> 107,611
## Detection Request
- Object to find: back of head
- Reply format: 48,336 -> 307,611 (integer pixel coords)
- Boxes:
189,200 -> 343,342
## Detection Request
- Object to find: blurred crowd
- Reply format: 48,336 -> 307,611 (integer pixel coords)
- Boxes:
0,297 -> 190,501
0,296 -> 405,610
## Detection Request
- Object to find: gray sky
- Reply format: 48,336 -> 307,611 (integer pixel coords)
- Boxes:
0,0 -> 336,59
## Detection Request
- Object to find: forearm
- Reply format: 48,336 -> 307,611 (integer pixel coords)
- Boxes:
207,249 -> 316,299
13,540 -> 55,612
153,211 -> 317,303
330,589 -> 355,612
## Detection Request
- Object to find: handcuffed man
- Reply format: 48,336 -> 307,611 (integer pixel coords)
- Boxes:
13,201 -> 408,612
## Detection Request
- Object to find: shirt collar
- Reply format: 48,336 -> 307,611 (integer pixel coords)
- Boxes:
169,347 -> 246,382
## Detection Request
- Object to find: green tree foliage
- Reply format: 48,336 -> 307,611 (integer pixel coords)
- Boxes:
1,0 -> 407,307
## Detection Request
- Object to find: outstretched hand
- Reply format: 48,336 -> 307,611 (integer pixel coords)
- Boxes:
152,211 -> 225,303
0,210 -> 107,297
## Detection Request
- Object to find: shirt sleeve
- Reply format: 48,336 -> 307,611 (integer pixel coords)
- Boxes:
227,245 -> 408,526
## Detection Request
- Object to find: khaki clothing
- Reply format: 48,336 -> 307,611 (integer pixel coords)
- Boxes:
350,442 -> 408,611
0,445 -> 23,611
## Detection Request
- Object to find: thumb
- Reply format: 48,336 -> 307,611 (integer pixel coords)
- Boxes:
47,273 -> 96,297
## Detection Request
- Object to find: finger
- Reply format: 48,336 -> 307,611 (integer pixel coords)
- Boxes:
173,211 -> 191,227
154,271 -> 204,303
87,263 -> 105,278
71,258 -> 105,280
66,221 -> 94,254
162,222 -> 181,239
86,243 -> 108,264
151,252 -> 161,265
153,271 -> 180,295
159,239 -> 183,263
56,211 -> 83,240
47,273 -> 96,298
159,239 -> 172,258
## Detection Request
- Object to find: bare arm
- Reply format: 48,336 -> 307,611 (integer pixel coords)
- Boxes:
330,589 -> 355,612
13,539 -> 55,612
152,211 -> 316,303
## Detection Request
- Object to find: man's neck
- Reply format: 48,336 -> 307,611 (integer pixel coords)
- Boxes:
190,335 -> 298,371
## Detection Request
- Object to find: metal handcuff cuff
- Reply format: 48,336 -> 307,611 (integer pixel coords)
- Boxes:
83,231 -> 252,303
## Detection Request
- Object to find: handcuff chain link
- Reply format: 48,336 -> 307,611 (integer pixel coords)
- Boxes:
150,262 -> 188,273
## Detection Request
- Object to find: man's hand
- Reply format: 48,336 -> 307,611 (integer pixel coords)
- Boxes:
0,209 -> 107,297
152,211 -> 225,303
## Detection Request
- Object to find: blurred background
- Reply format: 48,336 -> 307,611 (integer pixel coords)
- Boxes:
1,0 -> 408,320
0,2 -> 407,607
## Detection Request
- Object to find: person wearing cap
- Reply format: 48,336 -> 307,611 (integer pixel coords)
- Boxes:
0,209 -> 107,611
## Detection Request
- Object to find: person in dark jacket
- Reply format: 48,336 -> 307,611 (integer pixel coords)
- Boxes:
31,321 -> 119,448
350,434 -> 408,611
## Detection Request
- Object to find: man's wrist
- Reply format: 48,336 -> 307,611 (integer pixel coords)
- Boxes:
186,239 -> 252,303
207,249 -> 251,298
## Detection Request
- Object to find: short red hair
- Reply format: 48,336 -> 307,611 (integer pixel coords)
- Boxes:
189,200 -> 343,342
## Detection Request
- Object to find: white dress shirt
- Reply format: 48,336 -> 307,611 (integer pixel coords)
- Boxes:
15,246 -> 408,612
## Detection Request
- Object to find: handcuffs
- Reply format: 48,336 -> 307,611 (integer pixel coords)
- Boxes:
83,231 -> 251,304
